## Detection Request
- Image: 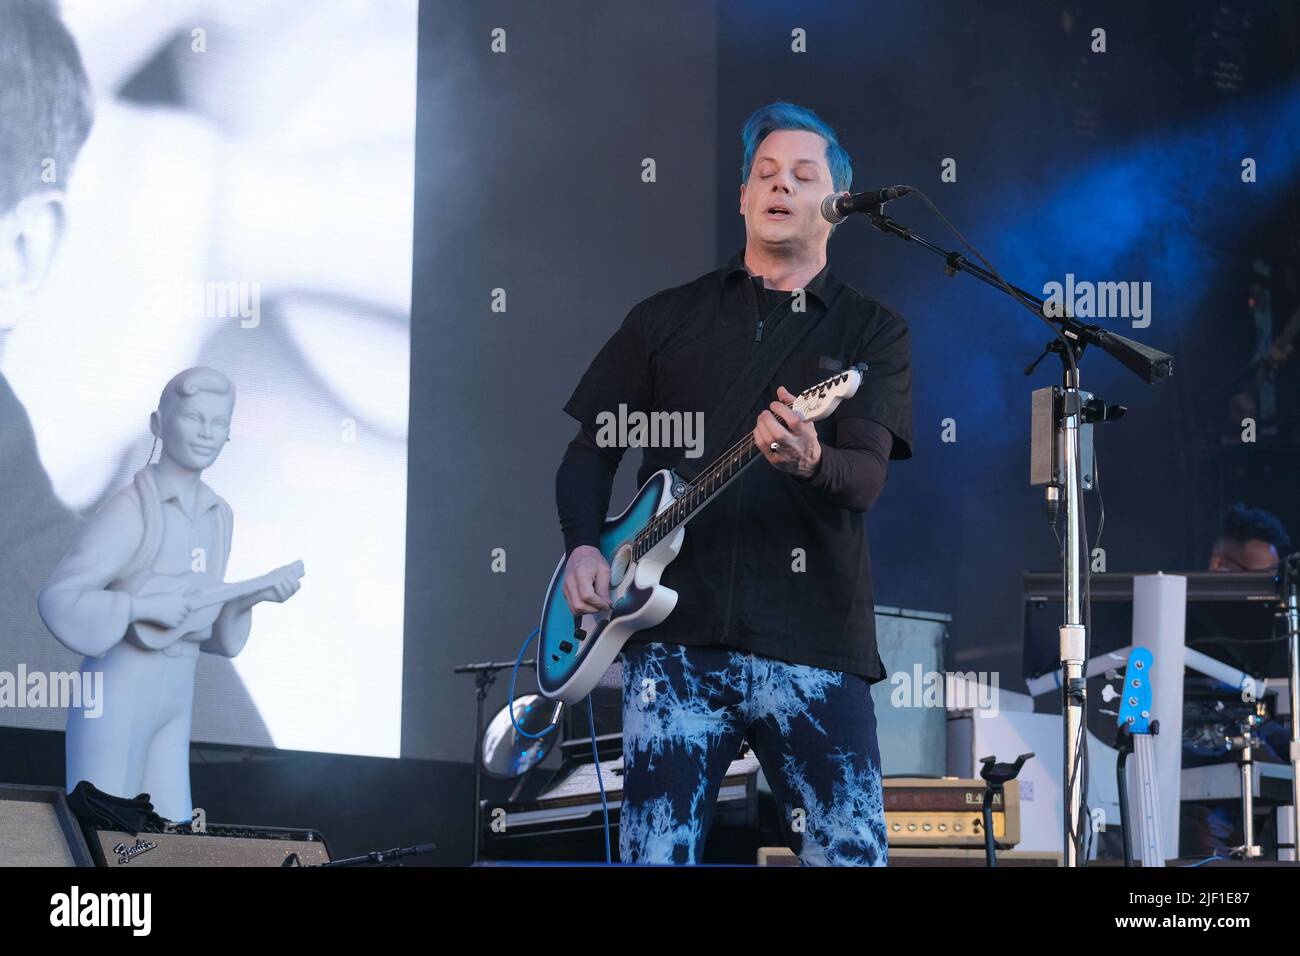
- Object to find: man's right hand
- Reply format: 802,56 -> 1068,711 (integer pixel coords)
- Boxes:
562,545 -> 612,615
131,593 -> 193,629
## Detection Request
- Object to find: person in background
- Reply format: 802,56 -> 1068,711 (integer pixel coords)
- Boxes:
1209,502 -> 1291,573
1182,502 -> 1293,858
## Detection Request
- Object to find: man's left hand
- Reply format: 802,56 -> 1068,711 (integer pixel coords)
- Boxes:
755,386 -> 821,478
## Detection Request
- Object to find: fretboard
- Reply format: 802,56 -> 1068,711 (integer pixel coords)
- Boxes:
633,434 -> 762,559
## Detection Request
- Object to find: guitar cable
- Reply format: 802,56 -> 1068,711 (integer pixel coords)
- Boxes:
507,627 -> 553,741
509,626 -> 613,863
586,695 -> 612,864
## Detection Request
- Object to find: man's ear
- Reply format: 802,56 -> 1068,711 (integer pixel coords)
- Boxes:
738,182 -> 746,216
149,411 -> 162,440
0,191 -> 68,309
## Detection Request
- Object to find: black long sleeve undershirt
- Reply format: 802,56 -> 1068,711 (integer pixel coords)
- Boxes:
555,426 -> 622,557
556,417 -> 894,557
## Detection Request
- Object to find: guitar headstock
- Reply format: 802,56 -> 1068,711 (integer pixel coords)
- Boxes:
1117,646 -> 1155,735
791,363 -> 866,423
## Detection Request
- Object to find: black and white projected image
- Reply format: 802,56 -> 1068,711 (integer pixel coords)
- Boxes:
0,0 -> 416,757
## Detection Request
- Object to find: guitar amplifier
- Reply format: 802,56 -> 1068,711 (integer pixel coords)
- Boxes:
0,784 -> 94,867
86,822 -> 332,867
884,777 -> 1021,848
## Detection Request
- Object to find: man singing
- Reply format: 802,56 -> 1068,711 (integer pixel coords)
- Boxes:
555,102 -> 913,865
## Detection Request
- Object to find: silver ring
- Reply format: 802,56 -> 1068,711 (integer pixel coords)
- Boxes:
769,441 -> 780,452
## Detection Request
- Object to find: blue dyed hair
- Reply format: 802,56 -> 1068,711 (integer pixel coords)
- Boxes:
740,101 -> 852,194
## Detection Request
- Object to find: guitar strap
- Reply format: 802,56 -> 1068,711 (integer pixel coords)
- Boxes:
674,282 -> 844,483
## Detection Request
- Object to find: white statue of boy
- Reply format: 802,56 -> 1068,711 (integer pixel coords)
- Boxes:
38,367 -> 303,821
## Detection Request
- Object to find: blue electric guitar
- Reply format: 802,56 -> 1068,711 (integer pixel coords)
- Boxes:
536,366 -> 865,703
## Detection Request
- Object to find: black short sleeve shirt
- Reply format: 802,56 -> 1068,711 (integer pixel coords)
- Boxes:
562,248 -> 913,680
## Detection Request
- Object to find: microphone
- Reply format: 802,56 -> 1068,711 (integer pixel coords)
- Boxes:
820,186 -> 911,224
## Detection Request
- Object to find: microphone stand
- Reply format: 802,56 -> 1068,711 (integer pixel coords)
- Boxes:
454,658 -> 534,864
858,203 -> 1173,866
1285,554 -> 1300,860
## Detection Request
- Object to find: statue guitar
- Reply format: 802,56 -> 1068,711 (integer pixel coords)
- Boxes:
537,365 -> 865,703
119,560 -> 306,649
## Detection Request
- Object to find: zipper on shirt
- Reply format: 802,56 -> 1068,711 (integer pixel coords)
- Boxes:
719,473 -> 743,644
723,278 -> 769,643
751,274 -> 773,347
753,284 -> 795,349
723,278 -> 791,643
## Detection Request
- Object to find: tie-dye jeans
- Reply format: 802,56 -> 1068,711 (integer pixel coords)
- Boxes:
617,641 -> 888,866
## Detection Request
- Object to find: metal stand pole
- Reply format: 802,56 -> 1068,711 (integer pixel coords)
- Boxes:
1060,369 -> 1087,867
472,670 -> 495,865
1240,736 -> 1256,858
1229,718 -> 1262,859
1287,556 -> 1300,861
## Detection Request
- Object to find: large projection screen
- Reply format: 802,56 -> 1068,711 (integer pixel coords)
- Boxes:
0,0 -> 415,757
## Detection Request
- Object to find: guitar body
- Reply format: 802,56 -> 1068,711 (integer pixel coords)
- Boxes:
117,571 -> 222,650
537,468 -> 684,704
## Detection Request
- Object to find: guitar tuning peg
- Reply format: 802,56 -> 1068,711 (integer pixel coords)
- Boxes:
1099,708 -> 1118,717
1101,684 -> 1119,702
1104,668 -> 1120,681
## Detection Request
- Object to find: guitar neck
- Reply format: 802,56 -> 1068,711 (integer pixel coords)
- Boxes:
630,366 -> 863,558
1132,734 -> 1165,867
190,566 -> 295,612
634,434 -> 763,559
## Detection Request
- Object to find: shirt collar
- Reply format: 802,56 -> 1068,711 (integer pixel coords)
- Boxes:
719,247 -> 841,307
149,463 -> 220,520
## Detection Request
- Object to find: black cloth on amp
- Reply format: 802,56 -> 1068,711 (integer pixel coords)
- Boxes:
67,780 -> 167,835
555,248 -> 913,681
